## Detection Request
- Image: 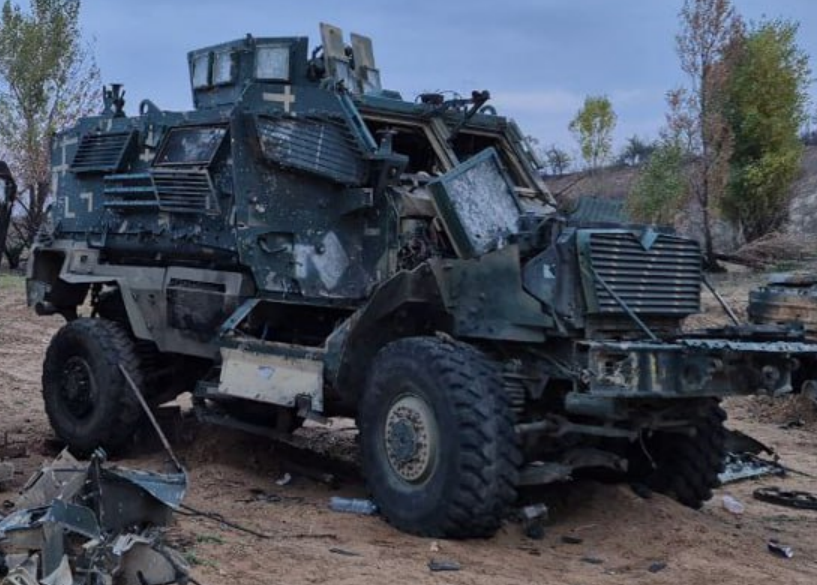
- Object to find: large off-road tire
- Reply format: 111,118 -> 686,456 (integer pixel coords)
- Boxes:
359,337 -> 521,538
639,400 -> 727,509
42,318 -> 144,456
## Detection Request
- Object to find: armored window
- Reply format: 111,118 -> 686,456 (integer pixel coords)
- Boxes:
154,126 -> 227,167
191,52 -> 211,89
428,148 -> 521,258
213,50 -> 235,85
255,45 -> 290,81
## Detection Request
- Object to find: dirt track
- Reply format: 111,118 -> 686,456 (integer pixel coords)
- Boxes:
2,272 -> 817,584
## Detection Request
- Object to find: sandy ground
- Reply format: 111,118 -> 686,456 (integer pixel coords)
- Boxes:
2,271 -> 817,585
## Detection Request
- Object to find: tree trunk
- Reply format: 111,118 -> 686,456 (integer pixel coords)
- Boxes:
0,203 -> 12,268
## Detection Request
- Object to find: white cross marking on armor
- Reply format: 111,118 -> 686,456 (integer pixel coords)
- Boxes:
263,85 -> 296,113
140,150 -> 155,163
80,191 -> 94,213
52,136 -> 77,197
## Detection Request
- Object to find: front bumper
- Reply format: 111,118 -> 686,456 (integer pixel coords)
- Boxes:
576,336 -> 817,399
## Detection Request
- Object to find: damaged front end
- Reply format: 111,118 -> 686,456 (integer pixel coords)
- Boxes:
0,450 -> 189,585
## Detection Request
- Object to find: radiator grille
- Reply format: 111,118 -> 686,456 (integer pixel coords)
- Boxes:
103,173 -> 158,211
152,169 -> 218,213
256,116 -> 366,185
71,131 -> 135,173
587,232 -> 701,315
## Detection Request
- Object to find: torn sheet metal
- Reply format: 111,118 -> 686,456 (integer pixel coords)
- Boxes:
15,449 -> 88,509
719,453 -> 786,485
0,449 -> 190,585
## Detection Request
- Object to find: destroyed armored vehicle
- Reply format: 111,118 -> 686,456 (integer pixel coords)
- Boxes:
750,273 -> 817,404
21,24 -> 816,538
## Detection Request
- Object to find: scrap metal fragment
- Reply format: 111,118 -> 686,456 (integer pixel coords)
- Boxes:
767,539 -> 794,559
754,486 -> 817,510
428,560 -> 461,572
719,453 -> 786,485
0,449 -> 191,585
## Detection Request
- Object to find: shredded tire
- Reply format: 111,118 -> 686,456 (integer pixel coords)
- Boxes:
643,400 -> 727,509
359,337 -> 521,538
42,318 -> 144,456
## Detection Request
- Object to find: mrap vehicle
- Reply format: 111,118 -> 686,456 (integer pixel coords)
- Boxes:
22,23 -> 812,537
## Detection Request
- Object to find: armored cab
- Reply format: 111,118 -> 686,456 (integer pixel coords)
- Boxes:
24,24 -> 816,538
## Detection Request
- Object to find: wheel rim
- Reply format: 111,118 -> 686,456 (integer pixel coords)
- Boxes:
383,392 -> 439,484
60,356 -> 97,419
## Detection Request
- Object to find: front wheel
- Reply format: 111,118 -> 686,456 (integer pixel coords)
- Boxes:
359,337 -> 521,538
42,318 -> 144,456
634,399 -> 727,508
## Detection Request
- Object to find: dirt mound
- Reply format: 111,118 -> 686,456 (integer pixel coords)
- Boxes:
732,394 -> 817,429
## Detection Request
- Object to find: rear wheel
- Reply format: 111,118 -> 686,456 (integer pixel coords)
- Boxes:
359,337 -> 521,538
42,318 -> 143,456
635,400 -> 727,508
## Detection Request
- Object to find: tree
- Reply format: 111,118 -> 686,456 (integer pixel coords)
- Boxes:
569,95 -> 617,171
617,135 -> 656,167
722,20 -> 811,241
0,0 -> 99,262
627,141 -> 686,225
0,160 -> 17,264
673,0 -> 743,269
543,144 -> 572,176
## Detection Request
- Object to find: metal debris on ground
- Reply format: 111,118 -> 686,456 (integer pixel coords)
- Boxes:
274,473 -> 292,487
754,486 -> 817,511
428,560 -> 461,572
767,539 -> 794,559
719,453 -> 786,485
648,562 -> 668,573
328,547 -> 361,557
561,535 -> 583,545
0,448 -> 191,585
521,503 -> 548,540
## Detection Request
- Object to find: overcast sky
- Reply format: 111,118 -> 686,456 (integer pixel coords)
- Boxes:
79,0 -> 816,158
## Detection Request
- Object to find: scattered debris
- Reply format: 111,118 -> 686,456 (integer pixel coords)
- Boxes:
429,541 -> 440,553
754,486 -> 817,511
329,547 -> 361,557
281,461 -> 338,488
780,419 -> 805,430
767,539 -> 794,559
521,504 -> 548,540
561,535 -> 583,545
428,560 -> 461,572
648,562 -> 668,573
719,453 -> 786,485
0,449 -> 190,585
722,495 -> 746,515
275,472 -> 292,487
581,557 -> 604,565
240,488 -> 304,505
328,497 -> 377,515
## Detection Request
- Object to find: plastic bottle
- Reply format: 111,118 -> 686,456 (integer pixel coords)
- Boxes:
722,494 -> 745,515
329,497 -> 378,515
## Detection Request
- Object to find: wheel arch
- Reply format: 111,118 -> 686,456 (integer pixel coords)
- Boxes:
324,264 -> 453,415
